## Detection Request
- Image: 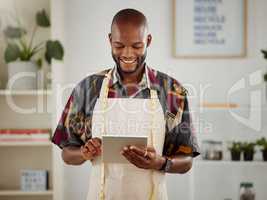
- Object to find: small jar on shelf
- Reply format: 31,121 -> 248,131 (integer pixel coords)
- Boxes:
201,140 -> 223,160
239,182 -> 255,200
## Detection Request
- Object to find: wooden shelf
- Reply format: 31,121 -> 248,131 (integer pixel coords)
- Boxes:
0,190 -> 53,196
0,90 -> 52,96
198,102 -> 267,110
200,102 -> 239,109
0,141 -> 52,147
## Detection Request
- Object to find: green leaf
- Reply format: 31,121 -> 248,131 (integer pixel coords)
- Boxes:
256,137 -> 266,146
36,9 -> 50,27
261,50 -> 267,59
18,39 -> 32,61
256,137 -> 267,150
241,142 -> 256,152
19,39 -> 28,52
45,40 -> 64,64
228,141 -> 242,153
36,58 -> 43,69
3,26 -> 26,39
4,43 -> 21,63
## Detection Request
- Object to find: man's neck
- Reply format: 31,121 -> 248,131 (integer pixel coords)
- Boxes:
119,63 -> 145,85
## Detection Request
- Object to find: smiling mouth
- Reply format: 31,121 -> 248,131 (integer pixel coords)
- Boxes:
120,59 -> 137,64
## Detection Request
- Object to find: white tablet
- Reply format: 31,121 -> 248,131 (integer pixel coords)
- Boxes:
102,135 -> 148,164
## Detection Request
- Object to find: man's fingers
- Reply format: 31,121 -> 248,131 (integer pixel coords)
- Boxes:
94,137 -> 102,144
129,145 -> 156,157
86,138 -> 102,152
122,147 -> 149,168
81,146 -> 94,160
91,138 -> 102,147
128,150 -> 149,164
129,145 -> 146,156
122,151 -> 144,167
90,139 -> 102,155
81,137 -> 103,160
85,138 -> 99,149
81,146 -> 88,153
88,144 -> 97,154
89,140 -> 100,150
122,152 -> 137,166
84,142 -> 97,154
146,146 -> 156,152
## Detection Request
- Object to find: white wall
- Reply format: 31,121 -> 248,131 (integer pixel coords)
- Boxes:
51,0 -> 267,200
61,0 -> 267,104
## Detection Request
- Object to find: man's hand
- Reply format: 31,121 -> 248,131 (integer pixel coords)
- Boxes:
121,145 -> 165,170
81,137 -> 102,161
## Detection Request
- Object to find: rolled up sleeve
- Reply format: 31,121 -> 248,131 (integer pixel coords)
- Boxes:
163,95 -> 200,157
52,85 -> 87,149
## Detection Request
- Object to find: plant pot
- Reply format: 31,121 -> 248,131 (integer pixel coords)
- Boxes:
262,149 -> 267,161
231,151 -> 241,161
243,151 -> 254,161
7,61 -> 38,90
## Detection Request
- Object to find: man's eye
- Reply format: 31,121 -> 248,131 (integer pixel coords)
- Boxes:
114,45 -> 124,49
133,45 -> 143,49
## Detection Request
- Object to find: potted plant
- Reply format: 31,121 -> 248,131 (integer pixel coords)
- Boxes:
3,9 -> 64,90
256,137 -> 267,161
241,142 -> 256,161
228,142 -> 242,161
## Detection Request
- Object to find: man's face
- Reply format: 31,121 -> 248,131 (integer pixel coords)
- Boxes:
109,22 -> 151,74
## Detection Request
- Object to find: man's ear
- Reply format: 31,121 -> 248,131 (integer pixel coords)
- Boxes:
108,33 -> 112,45
146,34 -> 152,47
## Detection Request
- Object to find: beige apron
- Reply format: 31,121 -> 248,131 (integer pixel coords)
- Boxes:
87,71 -> 168,200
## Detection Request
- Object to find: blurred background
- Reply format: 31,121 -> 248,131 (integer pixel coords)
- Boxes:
0,0 -> 266,200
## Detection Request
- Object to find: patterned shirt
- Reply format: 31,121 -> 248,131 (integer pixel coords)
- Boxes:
52,64 -> 200,157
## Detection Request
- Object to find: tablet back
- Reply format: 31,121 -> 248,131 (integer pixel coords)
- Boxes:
102,135 -> 147,164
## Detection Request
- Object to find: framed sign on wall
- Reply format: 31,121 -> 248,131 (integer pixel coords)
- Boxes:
173,0 -> 247,58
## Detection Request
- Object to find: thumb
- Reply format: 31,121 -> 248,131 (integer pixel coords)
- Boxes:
146,146 -> 156,152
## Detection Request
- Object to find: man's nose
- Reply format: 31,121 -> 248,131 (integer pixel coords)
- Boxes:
121,47 -> 134,58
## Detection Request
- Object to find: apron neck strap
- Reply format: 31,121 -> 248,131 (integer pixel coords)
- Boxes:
99,70 -> 112,100
99,70 -> 158,99
150,89 -> 158,99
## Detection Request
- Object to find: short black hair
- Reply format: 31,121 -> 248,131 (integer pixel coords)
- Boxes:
111,8 -> 148,32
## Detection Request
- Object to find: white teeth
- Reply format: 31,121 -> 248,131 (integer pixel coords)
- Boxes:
120,59 -> 136,64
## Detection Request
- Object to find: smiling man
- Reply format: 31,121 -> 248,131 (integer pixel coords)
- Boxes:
52,8 -> 200,200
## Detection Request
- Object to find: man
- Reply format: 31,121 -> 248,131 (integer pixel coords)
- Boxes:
52,8 -> 200,200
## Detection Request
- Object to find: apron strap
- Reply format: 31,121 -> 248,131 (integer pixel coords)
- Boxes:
99,70 -> 158,200
149,89 -> 157,200
99,71 -> 112,200
99,70 -> 112,99
150,89 -> 158,99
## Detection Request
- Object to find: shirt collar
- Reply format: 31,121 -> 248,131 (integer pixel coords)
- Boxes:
109,63 -> 152,89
